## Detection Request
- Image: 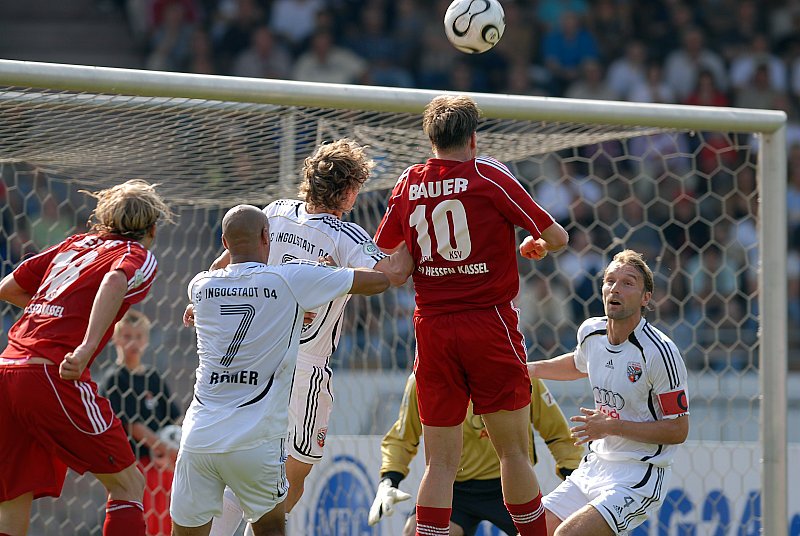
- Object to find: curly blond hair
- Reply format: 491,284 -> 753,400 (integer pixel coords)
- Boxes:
84,179 -> 174,240
299,139 -> 374,213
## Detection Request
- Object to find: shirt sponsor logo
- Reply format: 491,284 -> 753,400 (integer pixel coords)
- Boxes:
23,302 -> 64,318
593,386 -> 625,410
627,361 -> 643,382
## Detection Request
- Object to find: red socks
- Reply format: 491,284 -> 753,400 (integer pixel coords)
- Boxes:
103,500 -> 145,536
416,504 -> 451,536
506,493 -> 546,536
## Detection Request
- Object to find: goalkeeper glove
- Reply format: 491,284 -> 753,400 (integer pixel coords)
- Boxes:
368,478 -> 412,526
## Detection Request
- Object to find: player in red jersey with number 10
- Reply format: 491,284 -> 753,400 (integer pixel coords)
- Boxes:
375,95 -> 569,536
0,179 -> 172,536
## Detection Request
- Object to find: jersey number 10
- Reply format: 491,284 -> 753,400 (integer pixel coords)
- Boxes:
409,200 -> 473,262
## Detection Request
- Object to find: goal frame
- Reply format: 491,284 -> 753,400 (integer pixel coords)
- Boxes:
0,59 -> 788,535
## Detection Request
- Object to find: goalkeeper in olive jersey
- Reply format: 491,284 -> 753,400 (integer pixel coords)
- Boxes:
369,373 -> 583,536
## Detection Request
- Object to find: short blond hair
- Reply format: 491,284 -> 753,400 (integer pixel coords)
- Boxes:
84,179 -> 173,240
606,249 -> 654,314
299,139 -> 374,213
423,95 -> 480,152
114,309 -> 152,336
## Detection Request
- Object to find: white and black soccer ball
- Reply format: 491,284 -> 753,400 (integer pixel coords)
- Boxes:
444,0 -> 506,54
157,424 -> 182,449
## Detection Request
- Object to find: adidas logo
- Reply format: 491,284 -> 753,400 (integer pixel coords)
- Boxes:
605,359 -> 614,369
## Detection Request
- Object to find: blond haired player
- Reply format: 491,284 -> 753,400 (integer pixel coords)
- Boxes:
375,94 -> 569,536
0,180 -> 172,536
369,373 -> 583,535
529,250 -> 689,536
188,139 -> 413,535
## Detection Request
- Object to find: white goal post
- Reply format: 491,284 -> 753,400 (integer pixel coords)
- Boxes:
0,59 -> 788,535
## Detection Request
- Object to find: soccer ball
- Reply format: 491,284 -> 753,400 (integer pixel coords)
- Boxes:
157,424 -> 182,449
444,0 -> 506,54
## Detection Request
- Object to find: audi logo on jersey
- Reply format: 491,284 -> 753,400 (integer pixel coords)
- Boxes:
593,387 -> 625,410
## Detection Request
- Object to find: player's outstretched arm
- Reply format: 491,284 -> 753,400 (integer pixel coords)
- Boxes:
520,222 -> 569,260
528,353 -> 587,381
0,273 -> 33,308
60,269 -> 128,380
349,269 -> 390,296
374,246 -> 414,287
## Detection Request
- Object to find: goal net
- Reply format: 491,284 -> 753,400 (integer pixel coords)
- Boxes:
0,61 -> 788,536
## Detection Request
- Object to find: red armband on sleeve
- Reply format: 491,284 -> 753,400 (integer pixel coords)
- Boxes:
658,390 -> 688,416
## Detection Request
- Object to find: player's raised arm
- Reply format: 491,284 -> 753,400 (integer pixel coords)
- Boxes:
520,221 -> 569,260
527,353 -> 586,381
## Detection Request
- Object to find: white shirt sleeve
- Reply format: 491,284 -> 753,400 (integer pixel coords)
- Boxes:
647,339 -> 689,419
572,320 -> 590,373
283,262 -> 354,311
187,271 -> 208,301
343,224 -> 388,269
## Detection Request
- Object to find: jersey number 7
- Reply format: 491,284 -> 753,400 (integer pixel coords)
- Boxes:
219,304 -> 255,367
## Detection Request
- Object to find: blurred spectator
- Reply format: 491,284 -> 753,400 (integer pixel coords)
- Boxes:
664,27 -> 728,101
292,31 -> 367,84
536,0 -> 588,32
606,40 -> 647,101
685,69 -> 730,108
735,63 -> 783,110
587,0 -> 632,62
715,0 -> 768,62
730,34 -> 787,92
392,0 -> 426,72
270,0 -> 324,51
186,28 -> 218,74
629,61 -> 676,104
542,11 -> 600,94
232,25 -> 292,79
492,1 -> 540,66
504,60 -> 548,96
565,59 -> 618,101
146,0 -> 196,71
212,0 -> 266,69
345,3 -> 397,64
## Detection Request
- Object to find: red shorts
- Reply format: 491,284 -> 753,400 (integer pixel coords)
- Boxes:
413,303 -> 532,427
0,363 -> 136,502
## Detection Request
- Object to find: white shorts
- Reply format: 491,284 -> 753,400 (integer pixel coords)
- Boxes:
170,439 -> 289,527
542,453 -> 670,535
287,353 -> 333,464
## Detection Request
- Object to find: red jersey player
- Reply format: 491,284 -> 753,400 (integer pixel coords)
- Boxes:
375,95 -> 569,536
0,179 -> 172,536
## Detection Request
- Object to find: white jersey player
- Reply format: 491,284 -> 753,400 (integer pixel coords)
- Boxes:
171,205 -> 393,536
528,250 -> 689,536
201,140 -> 412,535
